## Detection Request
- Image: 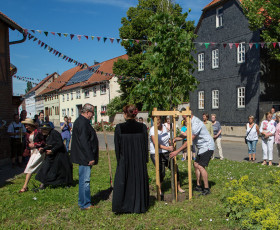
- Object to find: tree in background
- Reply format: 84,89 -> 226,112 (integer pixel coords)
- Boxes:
110,0 -> 187,114
242,0 -> 280,60
129,2 -> 197,112
25,81 -> 33,94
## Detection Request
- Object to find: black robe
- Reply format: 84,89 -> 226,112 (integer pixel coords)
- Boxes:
35,129 -> 73,186
112,119 -> 149,214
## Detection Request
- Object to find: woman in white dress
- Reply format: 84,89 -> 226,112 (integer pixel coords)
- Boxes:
19,118 -> 45,193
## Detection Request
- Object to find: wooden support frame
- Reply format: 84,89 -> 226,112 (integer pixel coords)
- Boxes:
152,107 -> 193,201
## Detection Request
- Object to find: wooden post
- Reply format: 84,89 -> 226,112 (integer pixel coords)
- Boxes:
170,115 -> 176,203
173,113 -> 178,202
101,119 -> 113,188
186,107 -> 192,200
153,108 -> 161,201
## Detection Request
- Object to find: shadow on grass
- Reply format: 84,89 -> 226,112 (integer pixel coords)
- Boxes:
91,186 -> 113,205
0,181 -> 14,189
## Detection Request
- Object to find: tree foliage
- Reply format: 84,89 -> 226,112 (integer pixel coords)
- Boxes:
242,0 -> 280,60
106,96 -> 126,117
129,7 -> 197,112
113,0 -> 188,110
25,81 -> 33,94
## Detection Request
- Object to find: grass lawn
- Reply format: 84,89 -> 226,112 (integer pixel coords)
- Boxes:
1,151 -> 278,229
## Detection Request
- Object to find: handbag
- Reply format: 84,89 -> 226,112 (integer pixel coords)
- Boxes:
245,124 -> 255,144
22,148 -> 30,157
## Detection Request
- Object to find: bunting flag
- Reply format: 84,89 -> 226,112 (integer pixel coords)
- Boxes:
77,35 -> 82,41
235,43 -> 239,48
204,43 -> 209,49
70,34 -> 74,40
109,38 -> 114,44
84,35 -> 88,40
229,43 -> 233,49
103,37 -> 107,43
223,43 -> 227,48
249,43 -> 253,49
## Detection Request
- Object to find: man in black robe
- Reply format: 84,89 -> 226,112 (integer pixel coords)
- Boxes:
36,123 -> 73,188
71,103 -> 99,210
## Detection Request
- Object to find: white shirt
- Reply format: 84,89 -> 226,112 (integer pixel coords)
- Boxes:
192,116 -> 215,155
260,120 -> 275,140
246,123 -> 258,141
149,125 -> 170,154
7,122 -> 26,139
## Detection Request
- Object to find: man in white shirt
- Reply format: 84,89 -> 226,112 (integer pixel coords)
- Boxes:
170,113 -> 215,196
8,114 -> 26,167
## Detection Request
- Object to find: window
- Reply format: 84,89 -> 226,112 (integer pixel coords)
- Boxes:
71,108 -> 74,116
212,49 -> 219,69
237,42 -> 245,64
216,7 -> 223,28
100,84 -> 106,95
198,53 -> 204,71
67,93 -> 69,101
76,90 -> 81,99
62,109 -> 66,117
212,90 -> 219,109
71,92 -> 73,100
62,95 -> 65,102
85,89 -> 90,98
198,91 -> 204,110
67,108 -> 69,116
93,86 -> 97,97
101,106 -> 107,115
237,87 -> 245,108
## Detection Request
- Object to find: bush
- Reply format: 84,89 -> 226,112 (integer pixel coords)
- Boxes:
224,172 -> 280,229
92,122 -> 115,132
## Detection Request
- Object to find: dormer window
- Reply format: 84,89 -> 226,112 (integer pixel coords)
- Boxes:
216,7 -> 223,28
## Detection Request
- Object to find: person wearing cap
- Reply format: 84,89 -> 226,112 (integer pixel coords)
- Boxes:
8,114 -> 26,168
35,123 -> 73,189
19,118 -> 45,193
71,103 -> 99,210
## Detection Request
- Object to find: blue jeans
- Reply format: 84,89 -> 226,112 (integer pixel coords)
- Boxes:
63,138 -> 70,152
247,140 -> 258,154
78,165 -> 92,209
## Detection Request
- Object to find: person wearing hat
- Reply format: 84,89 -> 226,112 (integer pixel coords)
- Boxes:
35,123 -> 73,189
19,118 -> 45,193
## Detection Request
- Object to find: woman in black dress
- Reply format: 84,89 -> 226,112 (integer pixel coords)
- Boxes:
112,105 -> 149,214
35,123 -> 73,188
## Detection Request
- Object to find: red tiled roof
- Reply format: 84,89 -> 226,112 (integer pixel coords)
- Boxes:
204,0 -> 242,9
38,65 -> 85,96
60,54 -> 128,92
0,11 -> 24,33
26,72 -> 58,95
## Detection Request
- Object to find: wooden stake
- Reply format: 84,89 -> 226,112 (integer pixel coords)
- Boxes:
173,113 -> 178,202
101,119 -> 113,188
186,107 -> 193,200
170,115 -> 176,203
153,108 -> 161,201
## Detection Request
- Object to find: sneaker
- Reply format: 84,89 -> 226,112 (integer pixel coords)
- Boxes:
200,189 -> 211,196
194,185 -> 203,192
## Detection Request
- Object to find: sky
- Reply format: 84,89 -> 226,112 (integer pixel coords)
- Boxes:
1,0 -> 207,95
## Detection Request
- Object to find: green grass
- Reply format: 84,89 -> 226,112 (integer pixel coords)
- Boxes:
1,152 -> 278,229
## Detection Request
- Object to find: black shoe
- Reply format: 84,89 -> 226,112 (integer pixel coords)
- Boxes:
200,189 -> 211,196
194,185 -> 203,192
160,193 -> 164,201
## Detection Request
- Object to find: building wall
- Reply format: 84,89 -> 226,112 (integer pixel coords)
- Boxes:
25,92 -> 36,118
189,0 -> 261,125
43,94 -> 60,126
35,96 -> 44,114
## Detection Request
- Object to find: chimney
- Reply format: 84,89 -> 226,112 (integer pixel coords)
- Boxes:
94,60 -> 99,65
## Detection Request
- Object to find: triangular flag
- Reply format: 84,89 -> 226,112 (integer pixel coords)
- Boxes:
116,38 -> 121,43
44,44 -> 47,49
103,37 -> 107,43
210,42 -> 215,47
261,42 -> 265,48
278,42 -> 280,48
255,43 -> 259,49
266,42 -> 271,47
38,40 -> 41,45
249,43 -> 253,49
50,48 -> 53,52
235,43 -> 239,48
64,33 -> 68,37
273,42 -> 277,48
63,56 -> 66,59
204,43 -> 209,49
223,43 -> 227,48
53,49 -> 56,54
91,36 -> 94,40
37,30 -> 41,34
70,34 -> 74,40
109,38 -> 114,43
97,37 -> 101,41
31,30 -> 35,33
51,32 -> 55,36
41,42 -> 44,47
136,40 -> 140,44
84,35 -> 88,40
57,33 -> 61,37
229,43 -> 233,49
44,31 -> 48,36
77,35 -> 82,41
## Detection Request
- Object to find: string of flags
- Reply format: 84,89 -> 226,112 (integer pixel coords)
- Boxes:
25,29 -> 147,46
25,29 -> 280,49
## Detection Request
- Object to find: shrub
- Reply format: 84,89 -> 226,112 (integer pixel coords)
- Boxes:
92,122 -> 115,132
